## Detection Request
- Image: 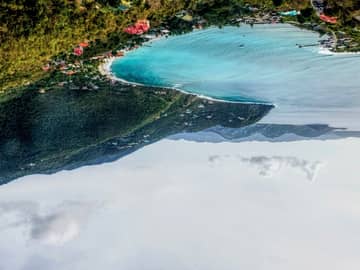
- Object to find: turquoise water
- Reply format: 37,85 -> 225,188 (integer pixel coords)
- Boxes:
112,24 -> 360,128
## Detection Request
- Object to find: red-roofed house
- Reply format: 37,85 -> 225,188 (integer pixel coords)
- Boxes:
79,42 -> 89,47
319,14 -> 337,24
124,19 -> 150,35
74,46 -> 84,56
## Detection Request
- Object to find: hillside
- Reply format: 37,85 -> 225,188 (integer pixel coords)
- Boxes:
1,0 -> 359,92
0,0 -> 187,91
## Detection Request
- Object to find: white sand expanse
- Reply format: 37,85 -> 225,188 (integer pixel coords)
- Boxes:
1,138 -> 360,270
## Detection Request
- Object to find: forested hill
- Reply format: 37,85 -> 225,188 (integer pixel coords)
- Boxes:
0,0 -> 189,91
326,0 -> 360,23
1,0 -> 359,92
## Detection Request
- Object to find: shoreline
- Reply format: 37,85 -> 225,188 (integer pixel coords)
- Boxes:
98,45 -> 274,106
318,47 -> 360,55
286,22 -> 360,56
98,23 -> 359,109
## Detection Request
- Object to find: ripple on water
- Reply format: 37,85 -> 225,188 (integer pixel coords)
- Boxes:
112,24 -> 360,129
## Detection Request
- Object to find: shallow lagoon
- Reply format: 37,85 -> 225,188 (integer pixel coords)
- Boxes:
112,24 -> 360,129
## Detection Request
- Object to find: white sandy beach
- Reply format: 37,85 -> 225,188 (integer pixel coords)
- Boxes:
98,57 -> 121,81
318,46 -> 360,55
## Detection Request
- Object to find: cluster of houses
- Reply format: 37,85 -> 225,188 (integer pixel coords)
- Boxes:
42,59 -> 81,76
336,31 -> 359,50
311,0 -> 360,50
231,12 -> 282,25
40,2 -> 359,77
42,39 -> 125,77
319,34 -> 336,49
42,41 -> 90,75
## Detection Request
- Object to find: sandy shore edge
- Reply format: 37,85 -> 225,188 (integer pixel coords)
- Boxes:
97,50 -> 273,106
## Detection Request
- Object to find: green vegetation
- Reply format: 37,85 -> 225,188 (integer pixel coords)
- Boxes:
0,0 -> 187,91
0,58 -> 272,183
326,0 -> 360,25
1,0 -> 359,92
2,0 -> 359,183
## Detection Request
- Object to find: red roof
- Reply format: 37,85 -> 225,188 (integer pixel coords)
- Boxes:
79,42 -> 89,47
66,70 -> 76,76
124,19 -> 150,35
73,46 -> 84,56
319,14 -> 337,24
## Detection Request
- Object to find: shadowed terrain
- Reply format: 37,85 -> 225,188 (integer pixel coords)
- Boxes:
0,76 -> 272,184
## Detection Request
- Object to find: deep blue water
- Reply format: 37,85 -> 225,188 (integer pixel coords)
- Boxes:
112,24 -> 360,128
